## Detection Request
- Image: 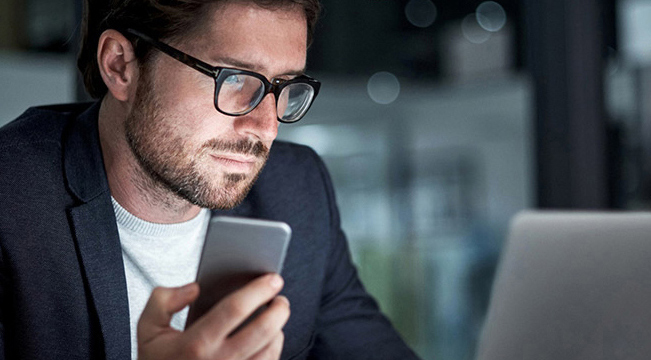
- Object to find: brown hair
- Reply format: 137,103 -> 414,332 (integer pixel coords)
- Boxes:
77,0 -> 321,99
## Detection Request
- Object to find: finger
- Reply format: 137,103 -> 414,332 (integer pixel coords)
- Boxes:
247,331 -> 285,360
190,274 -> 284,339
227,296 -> 290,358
138,283 -> 200,343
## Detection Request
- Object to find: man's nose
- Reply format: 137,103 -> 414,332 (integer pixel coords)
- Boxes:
233,93 -> 278,142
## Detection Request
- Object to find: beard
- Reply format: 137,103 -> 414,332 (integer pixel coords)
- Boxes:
123,68 -> 270,210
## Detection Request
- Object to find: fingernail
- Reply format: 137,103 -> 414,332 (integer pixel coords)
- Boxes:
279,296 -> 290,308
270,274 -> 283,289
179,283 -> 196,293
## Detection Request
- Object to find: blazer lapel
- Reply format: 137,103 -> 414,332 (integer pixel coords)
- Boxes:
64,102 -> 130,359
68,198 -> 131,360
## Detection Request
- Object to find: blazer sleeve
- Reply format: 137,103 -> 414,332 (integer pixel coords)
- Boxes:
306,151 -> 421,360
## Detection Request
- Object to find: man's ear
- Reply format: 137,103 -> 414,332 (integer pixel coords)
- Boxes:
97,29 -> 139,102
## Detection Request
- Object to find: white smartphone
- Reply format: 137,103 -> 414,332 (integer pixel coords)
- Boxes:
185,216 -> 292,329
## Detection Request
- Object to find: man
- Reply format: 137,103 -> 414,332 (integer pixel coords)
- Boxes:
0,0 -> 420,359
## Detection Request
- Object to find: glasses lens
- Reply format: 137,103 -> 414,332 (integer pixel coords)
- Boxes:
277,83 -> 315,122
217,74 -> 265,115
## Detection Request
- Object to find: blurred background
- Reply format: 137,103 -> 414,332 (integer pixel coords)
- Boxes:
2,0 -> 651,358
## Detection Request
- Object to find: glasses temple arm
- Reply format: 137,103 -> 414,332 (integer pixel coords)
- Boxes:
126,28 -> 219,78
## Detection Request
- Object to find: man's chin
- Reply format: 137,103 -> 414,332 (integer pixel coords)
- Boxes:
182,173 -> 255,210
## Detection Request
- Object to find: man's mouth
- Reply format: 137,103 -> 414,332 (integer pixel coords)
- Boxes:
210,154 -> 258,172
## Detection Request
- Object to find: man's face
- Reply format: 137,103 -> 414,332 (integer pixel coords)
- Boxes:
124,2 -> 308,209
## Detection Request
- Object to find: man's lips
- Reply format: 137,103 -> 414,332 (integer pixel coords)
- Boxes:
210,154 -> 258,171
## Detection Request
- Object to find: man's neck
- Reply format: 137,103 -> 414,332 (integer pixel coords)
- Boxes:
98,96 -> 202,224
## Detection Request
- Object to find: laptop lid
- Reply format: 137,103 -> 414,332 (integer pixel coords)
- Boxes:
476,211 -> 651,360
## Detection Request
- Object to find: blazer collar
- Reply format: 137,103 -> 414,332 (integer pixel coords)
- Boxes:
63,101 -> 111,202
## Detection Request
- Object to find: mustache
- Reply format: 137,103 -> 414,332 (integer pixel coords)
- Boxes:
202,139 -> 269,158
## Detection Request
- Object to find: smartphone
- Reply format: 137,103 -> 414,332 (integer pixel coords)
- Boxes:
185,216 -> 292,329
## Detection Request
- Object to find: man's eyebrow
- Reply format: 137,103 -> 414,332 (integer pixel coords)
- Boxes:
216,56 -> 306,77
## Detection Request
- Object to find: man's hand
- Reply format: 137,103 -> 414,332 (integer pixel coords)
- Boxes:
137,274 -> 290,360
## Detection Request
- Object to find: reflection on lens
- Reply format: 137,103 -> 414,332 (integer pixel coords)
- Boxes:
277,88 -> 290,116
222,74 -> 246,91
247,85 -> 264,108
218,74 -> 264,114
278,83 -> 314,122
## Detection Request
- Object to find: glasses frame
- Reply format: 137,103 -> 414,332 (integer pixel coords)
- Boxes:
125,28 -> 321,123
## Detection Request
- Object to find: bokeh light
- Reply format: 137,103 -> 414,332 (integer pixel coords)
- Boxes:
367,71 -> 401,105
405,0 -> 438,28
461,13 -> 492,44
476,1 -> 507,32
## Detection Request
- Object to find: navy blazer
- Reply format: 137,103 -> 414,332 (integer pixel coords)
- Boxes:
0,102 -> 419,359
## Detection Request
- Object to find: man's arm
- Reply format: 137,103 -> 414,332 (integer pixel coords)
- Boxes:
308,152 -> 421,359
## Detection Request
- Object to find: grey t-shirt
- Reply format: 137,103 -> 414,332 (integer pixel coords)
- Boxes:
111,197 -> 210,360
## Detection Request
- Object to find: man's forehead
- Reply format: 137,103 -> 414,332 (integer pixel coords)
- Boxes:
182,2 -> 308,77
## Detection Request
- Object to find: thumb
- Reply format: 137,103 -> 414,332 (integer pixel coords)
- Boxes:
138,283 -> 199,343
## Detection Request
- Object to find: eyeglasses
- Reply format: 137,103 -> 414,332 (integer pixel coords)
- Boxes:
126,28 -> 321,123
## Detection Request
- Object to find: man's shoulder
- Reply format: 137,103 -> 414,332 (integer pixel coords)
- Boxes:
0,102 -> 94,151
0,103 -> 97,207
256,140 -> 333,204
268,140 -> 320,162
265,140 -> 328,179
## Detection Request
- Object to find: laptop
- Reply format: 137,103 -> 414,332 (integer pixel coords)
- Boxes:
476,211 -> 651,360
